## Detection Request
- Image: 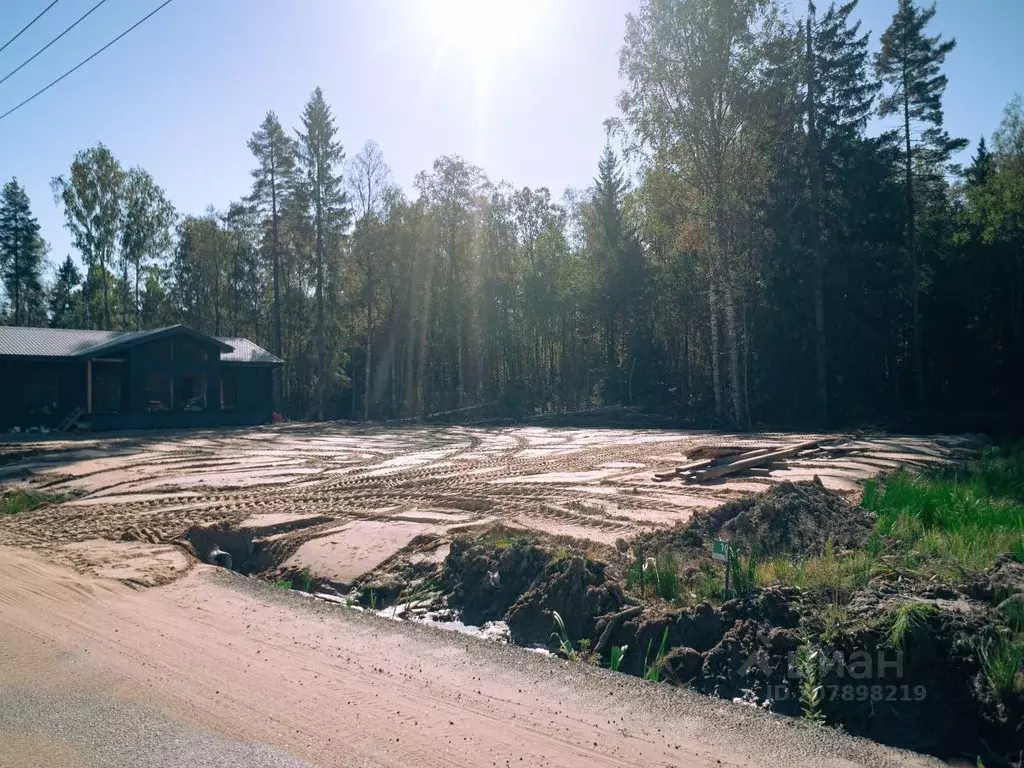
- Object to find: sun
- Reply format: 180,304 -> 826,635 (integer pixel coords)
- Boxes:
417,0 -> 550,64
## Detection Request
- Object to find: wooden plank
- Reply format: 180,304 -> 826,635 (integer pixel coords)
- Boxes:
687,440 -> 821,483
675,458 -> 713,473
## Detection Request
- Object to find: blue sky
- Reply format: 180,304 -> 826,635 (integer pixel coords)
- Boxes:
0,0 -> 1020,273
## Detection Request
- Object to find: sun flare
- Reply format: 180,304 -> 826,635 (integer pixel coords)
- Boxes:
418,0 -> 550,63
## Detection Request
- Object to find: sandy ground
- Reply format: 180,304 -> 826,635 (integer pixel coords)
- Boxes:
0,546 -> 941,768
0,425 -> 965,587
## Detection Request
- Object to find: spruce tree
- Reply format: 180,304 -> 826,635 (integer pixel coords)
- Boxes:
296,87 -> 350,420
803,0 -> 880,424
49,255 -> 83,328
0,178 -> 47,326
875,0 -> 966,399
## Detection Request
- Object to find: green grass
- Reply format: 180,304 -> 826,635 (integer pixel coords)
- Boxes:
979,635 -> 1024,698
626,551 -> 680,601
551,610 -> 578,660
862,446 -> 1024,575
609,644 -> 627,672
269,578 -> 293,589
885,601 -> 937,649
644,626 -> 670,682
755,541 -> 875,604
1,490 -> 60,515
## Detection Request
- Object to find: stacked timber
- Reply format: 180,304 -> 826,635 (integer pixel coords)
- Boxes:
652,440 -> 823,484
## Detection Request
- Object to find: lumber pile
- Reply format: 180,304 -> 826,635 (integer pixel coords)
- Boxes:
652,440 -> 823,484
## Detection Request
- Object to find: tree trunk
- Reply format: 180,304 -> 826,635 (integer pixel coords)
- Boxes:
365,278 -> 372,421
708,268 -> 723,420
270,152 -> 284,414
101,253 -> 111,330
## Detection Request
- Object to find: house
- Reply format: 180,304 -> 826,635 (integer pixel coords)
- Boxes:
0,325 -> 282,432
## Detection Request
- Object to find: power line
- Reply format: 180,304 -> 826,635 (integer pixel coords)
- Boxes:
0,0 -> 63,57
0,0 -> 174,125
0,0 -> 109,88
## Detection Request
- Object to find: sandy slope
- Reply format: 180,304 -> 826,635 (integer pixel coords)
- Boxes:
0,547 -> 939,768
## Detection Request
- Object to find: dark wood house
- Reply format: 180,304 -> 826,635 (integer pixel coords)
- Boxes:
0,325 -> 282,432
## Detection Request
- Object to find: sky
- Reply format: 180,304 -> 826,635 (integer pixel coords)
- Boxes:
0,0 -> 1020,274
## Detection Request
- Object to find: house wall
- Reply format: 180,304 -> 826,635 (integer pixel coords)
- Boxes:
1,335 -> 277,432
0,359 -> 87,431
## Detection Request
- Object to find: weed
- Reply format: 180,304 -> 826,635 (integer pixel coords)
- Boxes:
820,603 -> 848,645
644,626 -> 670,682
0,490 -> 60,515
610,645 -> 627,672
269,578 -> 292,590
794,643 -> 824,724
979,636 -> 1024,698
996,593 -> 1024,632
627,551 -> 680,601
293,567 -> 314,592
362,588 -> 376,611
728,550 -> 757,599
885,601 -> 937,649
551,610 -> 578,660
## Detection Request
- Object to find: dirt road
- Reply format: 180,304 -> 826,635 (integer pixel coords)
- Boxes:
0,547 -> 939,768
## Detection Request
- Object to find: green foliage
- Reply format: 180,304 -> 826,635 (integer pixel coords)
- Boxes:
644,626 -> 670,682
727,550 -> 757,599
550,610 -> 577,661
885,601 -> 937,649
609,645 -> 627,673
0,490 -> 58,516
627,551 -> 680,602
755,542 -> 874,605
863,448 -> 1024,575
0,178 -> 47,326
269,578 -> 293,590
795,644 -> 825,724
979,636 -> 1024,698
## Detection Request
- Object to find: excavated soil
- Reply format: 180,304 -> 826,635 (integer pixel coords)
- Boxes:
0,425 -> 968,587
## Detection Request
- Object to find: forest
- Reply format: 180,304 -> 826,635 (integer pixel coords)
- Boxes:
0,0 -> 1021,430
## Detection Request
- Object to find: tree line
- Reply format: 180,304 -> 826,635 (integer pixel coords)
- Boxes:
1,0 -> 1022,429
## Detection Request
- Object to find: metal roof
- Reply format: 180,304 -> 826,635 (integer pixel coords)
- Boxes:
0,326 -> 282,364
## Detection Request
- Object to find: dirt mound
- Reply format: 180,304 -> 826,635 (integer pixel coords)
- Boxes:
442,534 -> 551,626
715,480 -> 875,557
505,555 -> 625,647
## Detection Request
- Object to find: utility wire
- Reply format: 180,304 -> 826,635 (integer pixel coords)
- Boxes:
0,0 -> 63,57
0,0 -> 109,88
0,0 -> 174,125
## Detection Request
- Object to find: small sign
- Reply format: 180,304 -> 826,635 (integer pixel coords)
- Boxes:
712,539 -> 731,563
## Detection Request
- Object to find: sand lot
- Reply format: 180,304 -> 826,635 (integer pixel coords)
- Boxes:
0,424 -> 964,588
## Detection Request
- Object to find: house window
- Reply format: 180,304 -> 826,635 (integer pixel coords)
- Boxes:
93,373 -> 122,413
221,372 -> 238,411
180,373 -> 207,411
145,373 -> 172,411
24,373 -> 59,413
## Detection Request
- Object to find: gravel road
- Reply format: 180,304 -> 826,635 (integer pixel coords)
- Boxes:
0,546 -> 941,768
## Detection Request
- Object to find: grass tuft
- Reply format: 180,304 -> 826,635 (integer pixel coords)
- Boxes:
979,636 -> 1024,698
610,644 -> 627,672
885,601 -> 937,649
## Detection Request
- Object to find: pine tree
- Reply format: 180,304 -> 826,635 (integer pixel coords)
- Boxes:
0,178 -> 47,326
296,88 -> 350,420
49,255 -> 83,328
875,0 -> 967,399
248,111 -> 297,391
